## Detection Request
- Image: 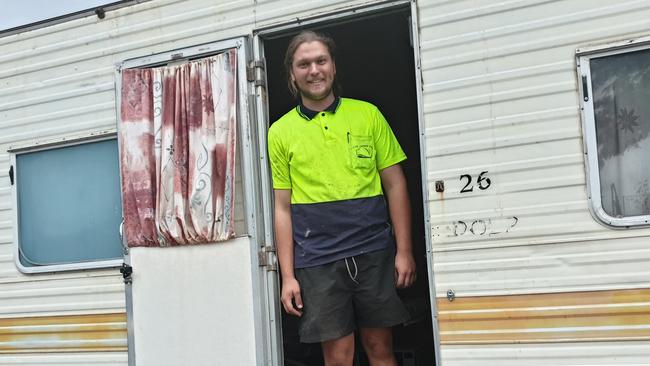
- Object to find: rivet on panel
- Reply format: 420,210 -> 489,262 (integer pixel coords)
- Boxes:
447,289 -> 455,302
435,180 -> 444,192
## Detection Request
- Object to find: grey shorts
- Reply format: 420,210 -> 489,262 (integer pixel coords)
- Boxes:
294,248 -> 410,343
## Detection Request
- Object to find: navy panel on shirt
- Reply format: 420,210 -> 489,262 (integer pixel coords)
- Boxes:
291,195 -> 394,268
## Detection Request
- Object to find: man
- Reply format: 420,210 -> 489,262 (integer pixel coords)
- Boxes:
268,30 -> 416,366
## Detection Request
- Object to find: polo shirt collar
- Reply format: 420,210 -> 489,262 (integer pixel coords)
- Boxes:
297,97 -> 341,120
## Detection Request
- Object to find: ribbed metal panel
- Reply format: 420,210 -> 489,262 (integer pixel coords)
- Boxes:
420,0 -> 650,291
438,289 -> 650,344
0,353 -> 127,366
442,341 -> 650,365
434,235 -> 650,296
0,313 -> 126,354
417,0 -> 650,363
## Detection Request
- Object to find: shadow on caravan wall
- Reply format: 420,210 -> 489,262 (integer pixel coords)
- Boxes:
263,5 -> 436,366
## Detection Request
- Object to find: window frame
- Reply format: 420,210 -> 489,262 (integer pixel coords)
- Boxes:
577,36 -> 650,228
10,132 -> 124,274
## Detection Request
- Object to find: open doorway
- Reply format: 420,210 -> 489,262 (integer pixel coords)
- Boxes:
262,5 -> 434,366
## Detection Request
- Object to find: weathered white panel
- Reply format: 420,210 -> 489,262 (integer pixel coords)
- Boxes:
0,313 -> 126,355
0,271 -> 125,317
419,0 -> 650,291
417,0 -> 650,362
434,236 -> 650,297
129,237 -> 257,366
442,341 -> 650,366
0,353 -> 127,366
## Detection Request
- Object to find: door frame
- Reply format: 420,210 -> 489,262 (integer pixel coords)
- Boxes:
251,1 -> 441,364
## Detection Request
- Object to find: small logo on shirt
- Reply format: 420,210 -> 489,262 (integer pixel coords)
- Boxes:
356,145 -> 373,159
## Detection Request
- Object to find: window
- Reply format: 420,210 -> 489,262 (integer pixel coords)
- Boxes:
11,136 -> 123,272
578,39 -> 650,227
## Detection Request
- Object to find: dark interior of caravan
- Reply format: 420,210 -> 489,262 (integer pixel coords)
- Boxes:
263,5 -> 435,366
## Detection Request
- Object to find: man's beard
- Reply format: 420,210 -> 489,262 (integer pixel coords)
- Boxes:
296,83 -> 333,102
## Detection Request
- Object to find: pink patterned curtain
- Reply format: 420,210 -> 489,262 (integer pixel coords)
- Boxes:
119,50 -> 237,247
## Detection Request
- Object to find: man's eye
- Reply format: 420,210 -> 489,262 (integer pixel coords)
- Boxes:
317,59 -> 326,64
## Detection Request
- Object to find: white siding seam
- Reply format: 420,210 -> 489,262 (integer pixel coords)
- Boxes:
0,273 -> 123,285
428,129 -> 579,155
418,0 -> 558,27
430,231 -> 650,253
439,302 -> 650,315
423,0 -> 650,49
427,154 -> 583,175
421,18 -> 650,69
436,248 -> 650,267
424,61 -> 574,92
435,284 -> 650,298
429,200 -> 586,218
424,81 -> 577,113
0,84 -> 114,112
0,301 -> 126,316
0,119 -> 118,146
425,106 -> 577,133
0,102 -> 115,130
442,324 -> 650,335
0,67 -> 115,97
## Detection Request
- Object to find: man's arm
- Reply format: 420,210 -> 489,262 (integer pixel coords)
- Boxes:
380,164 -> 416,288
274,189 -> 303,316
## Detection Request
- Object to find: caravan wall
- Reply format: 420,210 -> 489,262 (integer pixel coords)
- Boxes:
425,0 -> 650,365
1,0 -> 650,365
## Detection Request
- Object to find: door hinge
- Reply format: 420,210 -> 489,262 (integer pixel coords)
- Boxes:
247,60 -> 266,88
8,165 -> 14,186
258,245 -> 277,271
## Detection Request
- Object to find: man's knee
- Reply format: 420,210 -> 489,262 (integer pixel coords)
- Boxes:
322,333 -> 354,366
360,328 -> 394,360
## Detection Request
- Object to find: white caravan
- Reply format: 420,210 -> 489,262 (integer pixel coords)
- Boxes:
1,0 -> 650,365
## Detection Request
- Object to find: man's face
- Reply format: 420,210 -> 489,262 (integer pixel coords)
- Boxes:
290,41 -> 336,103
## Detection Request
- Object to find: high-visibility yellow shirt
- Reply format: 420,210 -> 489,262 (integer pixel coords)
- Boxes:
267,97 -> 406,268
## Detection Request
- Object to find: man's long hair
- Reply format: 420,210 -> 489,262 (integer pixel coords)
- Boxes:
283,30 -> 342,99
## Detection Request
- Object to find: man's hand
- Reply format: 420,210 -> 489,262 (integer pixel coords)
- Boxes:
395,250 -> 416,288
281,277 -> 303,316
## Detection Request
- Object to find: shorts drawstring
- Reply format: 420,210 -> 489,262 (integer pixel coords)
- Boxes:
344,257 -> 359,285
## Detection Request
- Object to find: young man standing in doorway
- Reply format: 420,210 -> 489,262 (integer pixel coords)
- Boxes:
268,30 -> 416,366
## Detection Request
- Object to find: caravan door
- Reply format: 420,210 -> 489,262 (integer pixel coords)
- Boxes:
117,37 -> 281,366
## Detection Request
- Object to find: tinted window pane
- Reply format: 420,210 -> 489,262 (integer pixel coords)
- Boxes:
591,49 -> 650,217
17,139 -> 123,266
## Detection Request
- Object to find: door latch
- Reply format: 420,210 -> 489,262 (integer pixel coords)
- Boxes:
120,263 -> 133,284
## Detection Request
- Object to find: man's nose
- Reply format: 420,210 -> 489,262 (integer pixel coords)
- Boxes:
308,63 -> 319,74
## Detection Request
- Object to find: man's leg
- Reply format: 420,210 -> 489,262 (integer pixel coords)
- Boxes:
353,249 -> 409,365
359,327 -> 397,366
321,332 -> 355,366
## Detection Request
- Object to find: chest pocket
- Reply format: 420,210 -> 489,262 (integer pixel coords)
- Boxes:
348,134 -> 375,170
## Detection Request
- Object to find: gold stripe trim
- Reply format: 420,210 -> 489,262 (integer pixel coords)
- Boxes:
437,289 -> 650,344
0,313 -> 127,353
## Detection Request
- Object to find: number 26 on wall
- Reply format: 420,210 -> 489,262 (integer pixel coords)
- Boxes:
460,171 -> 491,193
